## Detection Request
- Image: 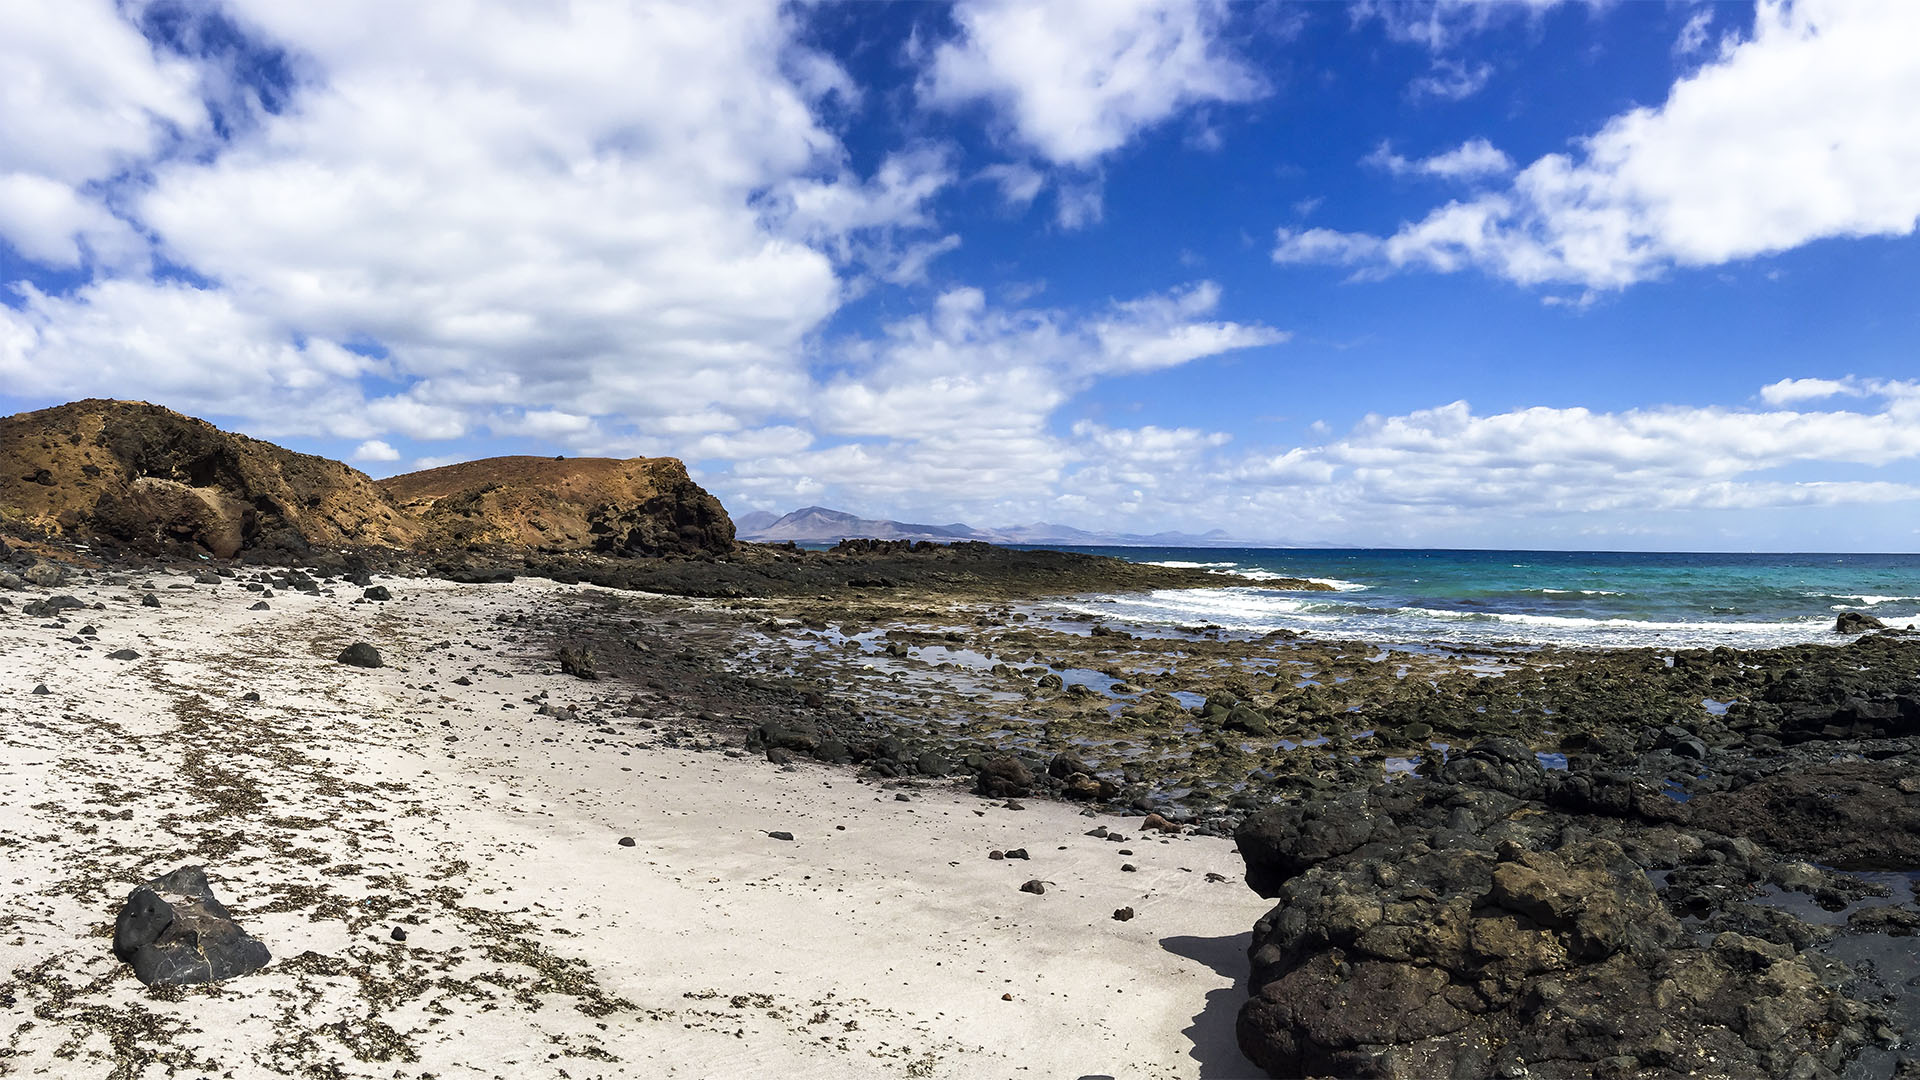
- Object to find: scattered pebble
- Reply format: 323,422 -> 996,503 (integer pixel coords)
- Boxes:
1112,907 -> 1135,922
1019,880 -> 1045,895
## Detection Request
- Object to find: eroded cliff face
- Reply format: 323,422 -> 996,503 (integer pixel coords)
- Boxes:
0,400 -> 420,557
1,402 -> 735,560
379,455 -> 734,557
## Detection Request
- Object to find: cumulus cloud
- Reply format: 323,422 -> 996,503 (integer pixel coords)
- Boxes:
1363,138 -> 1514,181
921,0 -> 1265,167
722,281 -> 1283,516
0,0 -> 939,448
1758,376 -> 1868,405
1279,0 -> 1920,291
1220,379 -> 1920,537
0,0 -> 205,270
352,439 -> 399,462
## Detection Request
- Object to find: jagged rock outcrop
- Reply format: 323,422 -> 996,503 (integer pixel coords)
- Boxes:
0,399 -> 419,557
380,455 -> 733,556
1232,776 -> 1881,1079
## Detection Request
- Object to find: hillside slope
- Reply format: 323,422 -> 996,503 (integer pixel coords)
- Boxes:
0,399 -> 419,557
381,455 -> 733,556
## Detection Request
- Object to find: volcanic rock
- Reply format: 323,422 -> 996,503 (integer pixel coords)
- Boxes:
112,865 -> 271,986
1836,612 -> 1887,634
975,755 -> 1034,798
0,400 -> 420,558
380,455 -> 733,556
1233,781 -> 1882,1079
337,642 -> 383,668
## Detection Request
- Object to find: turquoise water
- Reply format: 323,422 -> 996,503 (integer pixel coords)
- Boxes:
1039,548 -> 1920,649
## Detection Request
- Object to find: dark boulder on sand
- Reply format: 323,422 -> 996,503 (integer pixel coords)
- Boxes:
337,642 -> 383,668
975,755 -> 1033,798
113,866 -> 270,986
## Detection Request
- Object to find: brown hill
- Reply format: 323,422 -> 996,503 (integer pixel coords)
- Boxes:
0,399 -> 419,558
380,455 -> 733,557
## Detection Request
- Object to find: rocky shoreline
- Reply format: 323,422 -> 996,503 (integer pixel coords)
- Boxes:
2,535 -> 1916,1078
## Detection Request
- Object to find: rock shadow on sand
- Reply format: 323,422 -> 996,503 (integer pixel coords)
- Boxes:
1161,931 -> 1259,1079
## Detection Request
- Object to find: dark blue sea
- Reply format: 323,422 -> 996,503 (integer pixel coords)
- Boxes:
1036,548 -> 1920,650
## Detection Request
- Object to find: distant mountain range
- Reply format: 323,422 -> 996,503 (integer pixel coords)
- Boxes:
733,505 -> 1247,547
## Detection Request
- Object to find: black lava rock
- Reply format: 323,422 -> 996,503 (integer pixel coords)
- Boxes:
113,866 -> 270,986
363,585 -> 392,601
336,642 -> 383,668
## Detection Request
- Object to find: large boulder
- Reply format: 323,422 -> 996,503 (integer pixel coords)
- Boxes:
1835,612 -> 1886,634
113,866 -> 271,986
1233,782 -> 1879,1078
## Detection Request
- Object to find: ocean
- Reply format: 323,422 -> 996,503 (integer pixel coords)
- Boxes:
1034,547 -> 1920,650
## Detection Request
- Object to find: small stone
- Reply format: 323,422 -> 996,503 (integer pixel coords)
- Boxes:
1001,993 -> 1014,1001
390,927 -> 408,942
241,691 -> 261,702
336,642 -> 383,668
1004,848 -> 1029,860
108,648 -> 140,661
31,683 -> 49,695
1121,864 -> 1137,872
363,586 -> 392,601
767,831 -> 795,841
989,850 -> 1005,860
1019,879 -> 1046,895
141,594 -> 161,608
618,836 -> 636,847
1117,849 -> 1133,856
1085,826 -> 1109,838
249,601 -> 270,611
1112,907 -> 1135,921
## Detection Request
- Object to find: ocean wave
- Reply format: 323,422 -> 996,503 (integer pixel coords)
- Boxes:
1831,594 -> 1920,605
1225,568 -> 1368,591
1530,588 -> 1622,596
1066,587 -> 1868,649
1145,560 -> 1238,569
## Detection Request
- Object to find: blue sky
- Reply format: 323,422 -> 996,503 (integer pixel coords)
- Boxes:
3,0 -> 1918,550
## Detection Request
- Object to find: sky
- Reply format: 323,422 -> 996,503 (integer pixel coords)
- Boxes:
3,0 -> 1919,551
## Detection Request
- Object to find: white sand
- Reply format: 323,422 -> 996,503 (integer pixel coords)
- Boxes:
0,569 -> 1269,1078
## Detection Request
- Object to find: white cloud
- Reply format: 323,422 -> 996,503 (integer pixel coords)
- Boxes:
978,162 -> 1045,209
0,0 -> 976,451
352,439 -> 400,462
723,281 -> 1284,515
1363,138 -> 1514,181
1674,9 -> 1714,56
1409,59 -> 1493,102
1353,0 -> 1577,53
921,0 -> 1265,167
1278,0 -> 1920,290
1758,376 -> 1866,405
1054,177 -> 1106,230
0,0 -> 205,183
0,0 -> 206,271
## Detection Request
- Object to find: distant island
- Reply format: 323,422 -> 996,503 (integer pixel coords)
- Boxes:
735,505 -> 1251,547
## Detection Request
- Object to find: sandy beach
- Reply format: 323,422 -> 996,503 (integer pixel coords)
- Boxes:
1,567 -> 1269,1079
